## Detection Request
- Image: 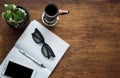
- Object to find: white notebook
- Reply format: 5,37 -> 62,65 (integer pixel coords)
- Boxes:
0,20 -> 70,78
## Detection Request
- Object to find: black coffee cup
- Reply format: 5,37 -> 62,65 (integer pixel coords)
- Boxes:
42,4 -> 69,26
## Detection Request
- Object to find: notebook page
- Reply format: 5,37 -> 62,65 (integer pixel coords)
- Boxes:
15,20 -> 70,71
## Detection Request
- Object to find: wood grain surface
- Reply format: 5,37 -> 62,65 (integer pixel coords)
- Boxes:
0,0 -> 120,78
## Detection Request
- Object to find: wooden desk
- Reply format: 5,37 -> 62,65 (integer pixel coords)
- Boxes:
0,0 -> 120,78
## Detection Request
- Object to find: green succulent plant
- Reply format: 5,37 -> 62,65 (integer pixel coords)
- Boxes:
2,4 -> 26,28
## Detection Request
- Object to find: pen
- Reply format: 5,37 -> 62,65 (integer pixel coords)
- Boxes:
18,50 -> 46,68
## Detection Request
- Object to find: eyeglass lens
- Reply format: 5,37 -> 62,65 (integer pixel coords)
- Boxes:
42,43 -> 55,59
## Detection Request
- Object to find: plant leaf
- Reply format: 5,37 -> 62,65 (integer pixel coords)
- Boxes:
13,14 -> 23,21
8,22 -> 17,26
5,4 -> 14,10
15,10 -> 25,18
3,12 -> 11,21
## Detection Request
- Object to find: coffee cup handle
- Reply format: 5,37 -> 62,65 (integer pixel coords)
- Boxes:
59,10 -> 69,15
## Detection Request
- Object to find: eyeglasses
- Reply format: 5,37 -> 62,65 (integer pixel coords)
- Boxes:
32,28 -> 55,59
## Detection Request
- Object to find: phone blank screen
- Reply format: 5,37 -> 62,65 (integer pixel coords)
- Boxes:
4,61 -> 33,78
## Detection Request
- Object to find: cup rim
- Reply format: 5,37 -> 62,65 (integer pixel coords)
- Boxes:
44,3 -> 59,17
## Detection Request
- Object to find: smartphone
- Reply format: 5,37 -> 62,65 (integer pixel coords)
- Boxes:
2,60 -> 36,78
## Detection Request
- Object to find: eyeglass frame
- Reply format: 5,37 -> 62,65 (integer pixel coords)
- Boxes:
31,28 -> 55,59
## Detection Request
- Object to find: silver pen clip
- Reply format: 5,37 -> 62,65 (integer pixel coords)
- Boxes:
18,50 -> 45,68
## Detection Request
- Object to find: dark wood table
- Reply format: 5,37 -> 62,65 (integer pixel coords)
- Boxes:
0,0 -> 120,78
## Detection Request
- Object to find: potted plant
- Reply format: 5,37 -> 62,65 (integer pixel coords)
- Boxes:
2,4 -> 29,29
